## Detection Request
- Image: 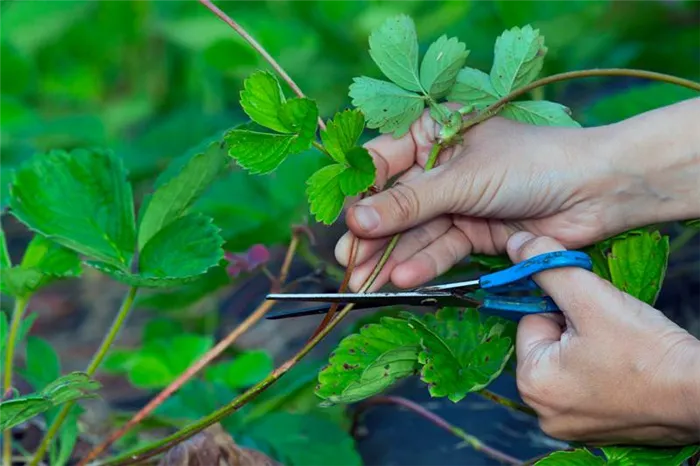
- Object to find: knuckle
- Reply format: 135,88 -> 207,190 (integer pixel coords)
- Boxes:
518,236 -> 559,259
387,184 -> 420,220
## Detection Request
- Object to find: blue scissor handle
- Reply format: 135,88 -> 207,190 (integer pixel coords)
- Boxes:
479,251 -> 593,294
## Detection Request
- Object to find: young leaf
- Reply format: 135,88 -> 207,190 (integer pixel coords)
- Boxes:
490,25 -> 547,96
447,68 -> 500,108
320,109 -> 365,164
205,351 -> 274,390
534,449 -> 605,465
602,445 -> 700,466
338,147 -> 376,196
419,35 -> 470,99
277,98 -> 319,153
368,15 -> 422,92
137,139 -> 229,250
607,230 -> 669,306
408,308 -> 516,402
500,101 -> 580,127
240,70 -> 288,133
9,148 -> 136,269
316,316 -> 421,404
21,336 -> 61,391
306,164 -> 346,225
349,77 -> 425,137
87,213 -> 224,288
0,372 -> 100,430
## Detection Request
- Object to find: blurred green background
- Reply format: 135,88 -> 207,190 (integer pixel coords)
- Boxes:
2,1 -> 698,254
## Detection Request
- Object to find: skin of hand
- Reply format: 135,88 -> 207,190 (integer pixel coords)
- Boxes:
335,98 -> 700,292
505,231 -> 700,445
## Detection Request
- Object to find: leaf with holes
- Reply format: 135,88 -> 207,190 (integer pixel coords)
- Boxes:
349,77 -> 425,137
368,15 -> 422,92
239,70 -> 289,133
607,230 -> 669,306
338,147 -> 376,196
420,35 -> 469,99
447,67 -> 500,108
305,164 -> 346,225
9,148 -> 136,269
602,445 -> 700,466
320,109 -> 365,164
87,213 -> 224,288
408,308 -> 516,402
316,316 -> 421,404
500,100 -> 580,127
137,139 -> 229,250
534,449 -> 605,465
490,25 -> 547,96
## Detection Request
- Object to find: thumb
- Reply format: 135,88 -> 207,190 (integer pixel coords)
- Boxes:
506,231 -> 614,332
345,166 -> 454,238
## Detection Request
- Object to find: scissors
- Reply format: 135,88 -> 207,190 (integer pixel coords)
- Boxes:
265,250 -> 593,320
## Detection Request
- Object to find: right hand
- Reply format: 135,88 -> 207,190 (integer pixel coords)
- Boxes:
335,111 -> 629,291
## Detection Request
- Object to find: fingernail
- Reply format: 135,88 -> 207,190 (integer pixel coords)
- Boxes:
508,231 -> 536,252
353,205 -> 380,232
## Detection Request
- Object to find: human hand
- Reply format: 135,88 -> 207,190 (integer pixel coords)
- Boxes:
335,110 -> 623,291
507,231 -> 700,445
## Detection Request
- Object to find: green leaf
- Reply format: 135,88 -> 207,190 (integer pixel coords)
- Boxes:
305,164 -> 346,225
0,372 -> 100,430
137,140 -> 229,250
245,412 -> 362,466
447,67 -> 500,108
9,148 -> 136,269
408,308 -> 516,402
602,445 -> 700,466
338,147 -> 376,196
534,449 -> 605,465
135,264 -> 230,311
87,213 -> 224,288
419,35 -> 470,98
316,316 -> 421,404
500,100 -> 580,127
368,15 -> 422,92
607,230 -> 669,306
51,404 -> 82,466
239,70 -> 288,133
469,253 -> 512,271
490,25 -> 547,96
205,350 -> 274,390
0,227 -> 10,269
682,218 -> 700,229
320,109 -> 365,164
349,77 -> 425,137
143,318 -> 184,343
277,98 -> 319,153
21,336 -> 61,391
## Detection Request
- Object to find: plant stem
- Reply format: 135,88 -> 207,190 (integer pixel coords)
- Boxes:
462,68 -> 700,132
198,0 -> 325,131
30,286 -> 138,466
478,389 -> 536,417
352,396 -> 521,465
670,226 -> 698,254
79,237 -> 302,465
3,295 -> 29,466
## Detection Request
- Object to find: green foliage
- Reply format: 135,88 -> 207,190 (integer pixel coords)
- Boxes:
490,25 -> 547,95
204,350 -> 274,390
420,35 -> 470,98
0,311 -> 37,365
535,445 -> 700,466
0,372 -> 100,430
368,15 -> 422,92
320,109 -> 365,165
305,164 -> 347,225
499,100 -> 579,127
448,68 -> 500,108
534,449 -> 605,465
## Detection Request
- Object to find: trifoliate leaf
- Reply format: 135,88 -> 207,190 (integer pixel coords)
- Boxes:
419,35 -> 469,99
9,148 -> 136,269
408,308 -> 516,402
606,230 -> 669,306
226,97 -> 318,175
349,77 -> 425,137
137,139 -> 229,250
490,25 -> 547,96
0,372 -> 100,430
338,147 -> 376,196
602,445 -> 700,466
240,70 -> 288,133
500,100 -> 580,127
368,15 -> 422,92
534,449 -> 605,465
87,213 -> 224,288
321,109 -> 365,164
316,316 -> 421,404
305,164 -> 346,225
447,68 -> 500,108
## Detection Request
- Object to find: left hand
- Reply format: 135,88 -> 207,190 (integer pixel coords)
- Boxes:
506,231 -> 700,445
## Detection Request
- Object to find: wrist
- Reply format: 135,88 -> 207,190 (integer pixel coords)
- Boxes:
592,98 -> 700,231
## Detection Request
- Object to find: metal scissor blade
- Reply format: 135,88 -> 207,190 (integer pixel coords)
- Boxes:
266,290 -> 479,310
265,301 -> 382,320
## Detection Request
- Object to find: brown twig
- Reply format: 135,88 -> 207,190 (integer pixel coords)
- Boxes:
79,235 -> 302,465
352,396 -> 522,465
198,0 -> 325,131
478,389 -> 536,417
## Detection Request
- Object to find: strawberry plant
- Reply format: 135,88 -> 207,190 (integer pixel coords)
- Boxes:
1,4 -> 699,466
